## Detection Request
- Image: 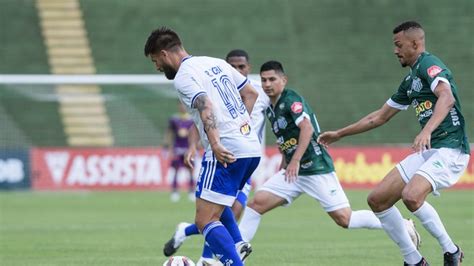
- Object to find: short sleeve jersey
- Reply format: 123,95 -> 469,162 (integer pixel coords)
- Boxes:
168,113 -> 194,156
265,89 -> 334,175
173,56 -> 262,160
387,52 -> 470,154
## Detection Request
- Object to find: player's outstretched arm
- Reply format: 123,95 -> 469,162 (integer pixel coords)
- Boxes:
318,103 -> 399,146
193,94 -> 236,167
239,83 -> 258,115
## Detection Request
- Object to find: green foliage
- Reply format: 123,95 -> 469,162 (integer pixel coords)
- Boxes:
0,190 -> 472,265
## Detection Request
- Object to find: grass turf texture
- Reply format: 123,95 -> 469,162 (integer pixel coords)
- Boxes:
0,190 -> 472,265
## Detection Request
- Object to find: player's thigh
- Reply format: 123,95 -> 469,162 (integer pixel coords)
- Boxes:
195,197 -> 226,230
367,167 -> 405,211
249,190 -> 287,214
297,172 -> 350,212
255,170 -> 302,209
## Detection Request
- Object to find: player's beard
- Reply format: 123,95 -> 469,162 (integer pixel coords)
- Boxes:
163,64 -> 177,80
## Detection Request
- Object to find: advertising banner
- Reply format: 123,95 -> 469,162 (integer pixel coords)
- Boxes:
31,148 -> 165,190
31,146 -> 473,191
0,149 -> 30,190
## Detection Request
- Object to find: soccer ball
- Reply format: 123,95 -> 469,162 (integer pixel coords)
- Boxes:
162,256 -> 196,266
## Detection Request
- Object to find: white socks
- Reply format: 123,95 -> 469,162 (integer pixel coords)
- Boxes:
413,202 -> 457,253
238,207 -> 261,242
348,210 -> 383,229
375,206 -> 421,264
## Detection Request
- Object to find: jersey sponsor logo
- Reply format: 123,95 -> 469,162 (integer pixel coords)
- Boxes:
415,100 -> 433,121
273,121 -> 279,133
291,102 -> 303,114
450,108 -> 461,126
279,138 -> 298,153
276,136 -> 284,145
300,160 -> 313,169
415,100 -> 432,117
427,65 -> 442,78
277,117 -> 288,129
411,77 -> 423,92
240,122 -> 251,136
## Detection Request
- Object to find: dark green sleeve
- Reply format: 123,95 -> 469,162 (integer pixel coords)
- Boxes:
389,76 -> 411,106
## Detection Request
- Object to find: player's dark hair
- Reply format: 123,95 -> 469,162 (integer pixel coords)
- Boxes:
226,49 -> 249,61
260,60 -> 285,74
393,21 -> 423,34
144,26 -> 182,56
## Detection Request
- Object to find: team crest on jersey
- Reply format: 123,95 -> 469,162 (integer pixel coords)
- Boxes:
427,65 -> 442,78
277,117 -> 288,129
291,102 -> 303,114
411,77 -> 423,92
240,123 -> 251,135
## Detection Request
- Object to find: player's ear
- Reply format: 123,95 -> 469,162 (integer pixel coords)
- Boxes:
160,49 -> 168,58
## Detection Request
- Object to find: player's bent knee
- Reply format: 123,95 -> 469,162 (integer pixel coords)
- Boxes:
367,193 -> 378,210
334,217 -> 350,228
247,194 -> 271,215
367,193 -> 387,212
329,209 -> 351,228
401,191 -> 423,211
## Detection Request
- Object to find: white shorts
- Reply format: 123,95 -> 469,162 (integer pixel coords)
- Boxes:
396,148 -> 470,194
258,170 -> 350,212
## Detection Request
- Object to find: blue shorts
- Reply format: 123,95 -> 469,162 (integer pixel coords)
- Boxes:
196,157 -> 260,206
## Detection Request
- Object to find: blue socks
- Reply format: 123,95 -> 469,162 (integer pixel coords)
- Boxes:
203,221 -> 242,266
184,224 -> 199,236
220,207 -> 243,243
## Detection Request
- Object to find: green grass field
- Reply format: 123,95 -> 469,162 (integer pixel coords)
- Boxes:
0,190 -> 472,265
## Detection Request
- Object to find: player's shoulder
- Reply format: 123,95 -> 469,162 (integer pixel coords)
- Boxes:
283,88 -> 304,101
191,56 -> 228,67
417,52 -> 447,73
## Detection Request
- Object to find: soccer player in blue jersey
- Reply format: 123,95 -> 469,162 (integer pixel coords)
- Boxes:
318,21 -> 469,266
145,28 -> 261,266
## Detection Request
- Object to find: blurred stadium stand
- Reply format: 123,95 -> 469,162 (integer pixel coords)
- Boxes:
0,0 -> 472,148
